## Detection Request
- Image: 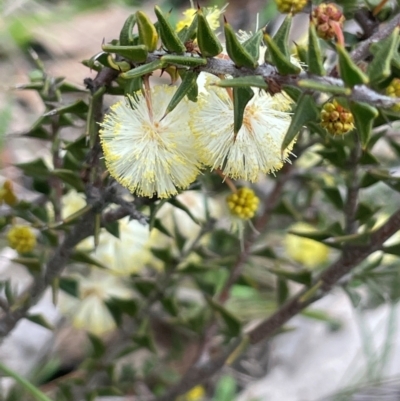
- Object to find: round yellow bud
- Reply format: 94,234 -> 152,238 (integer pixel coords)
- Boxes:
386,78 -> 400,112
0,180 -> 17,206
226,188 -> 260,220
275,0 -> 307,14
7,225 -> 36,254
320,99 -> 354,136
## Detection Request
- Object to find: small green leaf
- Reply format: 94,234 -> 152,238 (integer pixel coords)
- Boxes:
290,222 -> 344,241
43,100 -> 88,117
136,10 -> 158,52
197,7 -> 223,57
134,279 -> 157,297
161,54 -> 207,67
121,59 -> 165,80
277,278 -> 289,305
59,277 -> 79,298
87,333 -> 106,358
12,257 -> 41,273
205,295 -> 242,337
102,44 -> 148,63
269,268 -> 312,286
252,246 -> 277,259
152,217 -> 173,237
264,34 -> 301,75
271,14 -> 292,58
350,101 -> 378,149
233,87 -> 254,135
216,76 -> 267,89
167,197 -> 200,225
69,251 -> 108,269
281,93 -> 319,153
307,23 -> 325,76
337,45 -> 369,87
298,79 -> 350,95
52,169 -> 84,191
224,19 -> 257,68
383,243 -> 400,256
108,297 -> 138,317
213,375 -> 237,401
178,13 -> 198,43
322,187 -> 344,209
119,14 -> 136,46
368,27 -> 399,83
104,221 -> 120,239
16,158 -> 50,179
154,6 -> 186,54
163,71 -> 199,116
26,314 -> 53,330
242,30 -> 263,60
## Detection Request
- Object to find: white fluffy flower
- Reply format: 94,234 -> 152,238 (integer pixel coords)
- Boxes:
60,270 -> 132,336
100,85 -> 200,198
190,81 -> 293,181
91,216 -> 157,275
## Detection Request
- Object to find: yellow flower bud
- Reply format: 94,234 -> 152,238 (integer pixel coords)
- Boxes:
178,385 -> 206,401
227,188 -> 260,220
0,180 -> 17,206
7,225 -> 36,254
320,99 -> 354,136
274,0 -> 307,14
311,3 -> 345,40
386,78 -> 400,112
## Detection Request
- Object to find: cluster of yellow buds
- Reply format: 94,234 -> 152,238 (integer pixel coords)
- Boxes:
386,78 -> 400,112
7,225 -> 36,254
311,3 -> 345,40
320,99 -> 354,136
274,0 -> 307,14
227,187 -> 260,220
0,180 -> 17,206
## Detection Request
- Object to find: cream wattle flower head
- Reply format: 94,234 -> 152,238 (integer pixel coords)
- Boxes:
100,85 -> 200,198
191,79 -> 293,181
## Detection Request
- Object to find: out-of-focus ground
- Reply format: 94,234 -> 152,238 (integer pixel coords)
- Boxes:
2,1 -> 400,401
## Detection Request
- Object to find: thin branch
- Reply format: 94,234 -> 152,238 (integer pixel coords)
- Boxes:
350,12 -> 400,63
153,207 -> 400,401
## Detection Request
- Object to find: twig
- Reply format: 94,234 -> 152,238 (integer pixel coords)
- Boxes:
350,12 -> 400,63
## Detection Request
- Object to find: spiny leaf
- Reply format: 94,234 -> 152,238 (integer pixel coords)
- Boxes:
298,79 -> 351,95
281,93 -> 319,153
121,59 -> 165,79
271,14 -> 292,58
205,295 -> 242,337
224,18 -> 257,68
242,30 -> 263,60
102,44 -> 148,63
233,87 -> 254,136
350,101 -> 378,149
163,70 -> 199,116
154,6 -> 186,54
136,10 -> 158,52
368,26 -> 400,84
197,6 -> 223,57
119,14 -> 136,46
337,45 -> 369,87
269,267 -> 312,286
161,54 -> 207,67
264,34 -> 300,75
308,23 -> 325,76
216,76 -> 267,89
